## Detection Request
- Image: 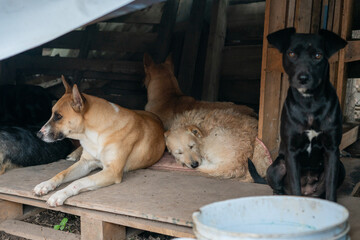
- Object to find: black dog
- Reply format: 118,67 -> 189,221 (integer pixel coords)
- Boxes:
0,85 -> 73,174
265,28 -> 347,202
0,126 -> 73,175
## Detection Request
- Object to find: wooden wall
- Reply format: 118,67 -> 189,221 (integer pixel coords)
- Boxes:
0,0 -> 266,112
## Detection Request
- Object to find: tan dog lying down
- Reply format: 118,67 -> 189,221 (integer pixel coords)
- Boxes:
165,108 -> 265,181
143,53 -> 256,130
34,76 -> 165,207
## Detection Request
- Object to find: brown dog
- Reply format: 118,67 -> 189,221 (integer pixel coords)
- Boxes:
143,53 -> 256,130
34,76 -> 165,207
164,108 -> 260,181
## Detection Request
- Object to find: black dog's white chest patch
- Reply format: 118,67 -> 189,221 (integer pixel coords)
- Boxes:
305,130 -> 321,154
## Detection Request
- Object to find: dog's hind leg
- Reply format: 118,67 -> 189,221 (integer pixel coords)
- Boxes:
266,155 -> 286,194
33,150 -> 99,196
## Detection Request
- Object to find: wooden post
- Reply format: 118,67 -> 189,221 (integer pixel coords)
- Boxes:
202,0 -> 229,101
81,216 -> 126,240
153,0 -> 180,63
0,200 -> 23,222
336,0 -> 354,108
258,0 -> 288,159
177,0 -> 207,95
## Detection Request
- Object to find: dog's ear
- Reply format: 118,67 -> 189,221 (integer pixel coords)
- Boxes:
187,125 -> 203,138
267,28 -> 296,53
164,130 -> 170,139
143,53 -> 154,69
164,53 -> 174,72
61,75 -> 72,94
319,29 -> 347,58
71,84 -> 86,113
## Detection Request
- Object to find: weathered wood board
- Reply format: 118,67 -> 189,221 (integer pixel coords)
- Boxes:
0,160 -> 272,228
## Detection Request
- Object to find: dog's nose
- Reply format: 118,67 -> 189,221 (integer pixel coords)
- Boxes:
191,161 -> 199,168
298,73 -> 309,83
36,131 -> 44,139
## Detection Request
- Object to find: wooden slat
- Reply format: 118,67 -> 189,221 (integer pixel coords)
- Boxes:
13,55 -> 144,75
81,216 -> 125,240
43,31 -> 157,53
258,0 -> 287,158
177,0 -> 207,95
226,2 -> 265,42
0,219 -> 80,240
344,40 -> 360,62
337,0 -> 354,108
153,0 -> 180,63
310,0 -> 322,33
295,0 -> 313,33
0,193 -> 194,239
202,0 -> 229,101
340,125 -> 359,150
0,200 -> 22,222
103,2 -> 164,24
221,45 -> 263,79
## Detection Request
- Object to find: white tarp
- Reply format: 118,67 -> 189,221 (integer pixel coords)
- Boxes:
0,0 -> 162,60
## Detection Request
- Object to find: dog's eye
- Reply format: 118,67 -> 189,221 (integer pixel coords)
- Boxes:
288,51 -> 296,58
189,145 -> 194,149
314,53 -> 322,59
176,150 -> 183,155
53,112 -> 62,121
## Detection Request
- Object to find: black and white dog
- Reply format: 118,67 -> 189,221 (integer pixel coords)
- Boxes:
266,28 -> 347,202
0,84 -> 73,175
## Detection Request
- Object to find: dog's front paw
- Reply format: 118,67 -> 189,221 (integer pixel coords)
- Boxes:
33,180 -> 56,196
47,190 -> 68,207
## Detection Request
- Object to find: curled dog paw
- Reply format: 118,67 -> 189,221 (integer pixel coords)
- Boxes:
46,191 -> 68,207
33,180 -> 56,196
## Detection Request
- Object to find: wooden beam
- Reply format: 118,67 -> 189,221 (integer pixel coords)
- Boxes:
177,0 -> 207,95
0,200 -> 22,222
258,0 -> 287,158
81,216 -> 126,240
344,40 -> 360,62
337,0 -> 354,108
13,55 -> 144,75
295,0 -> 313,33
153,0 -> 180,63
202,0 -> 229,101
0,219 -> 80,240
340,125 -> 359,150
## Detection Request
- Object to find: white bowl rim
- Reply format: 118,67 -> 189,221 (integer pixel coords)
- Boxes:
192,195 -> 349,238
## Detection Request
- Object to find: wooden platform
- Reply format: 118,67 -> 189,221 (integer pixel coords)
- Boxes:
0,160 -> 359,240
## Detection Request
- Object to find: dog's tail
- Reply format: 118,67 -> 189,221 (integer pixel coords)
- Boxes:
248,158 -> 267,184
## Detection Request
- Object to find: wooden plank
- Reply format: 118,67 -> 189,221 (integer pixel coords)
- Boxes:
295,0 -> 313,33
221,45 -> 263,79
177,0 -> 207,95
0,219 -> 80,240
344,40 -> 360,62
0,193 -> 195,239
340,125 -> 359,150
153,0 -> 180,63
0,161 -> 273,228
226,2 -> 265,42
13,55 -> 144,75
103,2 -> 164,24
258,0 -> 287,158
81,217 -> 125,240
202,0 -> 229,101
265,48 -> 283,73
337,0 -> 354,108
310,0 -> 322,33
0,200 -> 22,222
43,31 -> 157,52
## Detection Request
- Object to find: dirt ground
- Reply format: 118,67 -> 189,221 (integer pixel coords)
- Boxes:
1,209 -> 173,240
